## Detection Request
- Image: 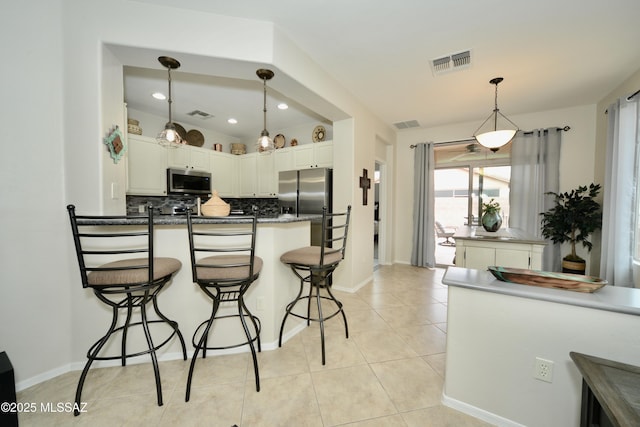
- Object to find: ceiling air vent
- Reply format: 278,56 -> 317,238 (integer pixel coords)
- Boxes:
186,109 -> 214,119
430,50 -> 472,76
394,120 -> 420,130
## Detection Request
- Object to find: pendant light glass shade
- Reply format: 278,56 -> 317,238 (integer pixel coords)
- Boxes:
158,123 -> 181,144
156,56 -> 185,146
473,77 -> 518,152
256,69 -> 275,154
475,129 -> 517,150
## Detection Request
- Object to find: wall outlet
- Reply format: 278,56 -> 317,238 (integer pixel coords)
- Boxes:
534,357 -> 554,383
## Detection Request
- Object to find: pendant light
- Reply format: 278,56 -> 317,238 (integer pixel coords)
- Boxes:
473,77 -> 519,152
156,56 -> 185,146
256,68 -> 275,154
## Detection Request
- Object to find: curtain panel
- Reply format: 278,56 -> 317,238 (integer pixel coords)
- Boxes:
411,143 -> 436,268
600,96 -> 640,287
509,129 -> 561,271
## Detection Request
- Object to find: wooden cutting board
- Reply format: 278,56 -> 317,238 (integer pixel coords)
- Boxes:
488,266 -> 607,293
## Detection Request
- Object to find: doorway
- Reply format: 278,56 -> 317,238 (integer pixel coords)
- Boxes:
374,162 -> 381,269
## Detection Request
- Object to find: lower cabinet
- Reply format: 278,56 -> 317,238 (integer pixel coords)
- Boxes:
455,238 -> 545,270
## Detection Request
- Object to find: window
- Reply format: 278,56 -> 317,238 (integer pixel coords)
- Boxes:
433,141 -> 511,229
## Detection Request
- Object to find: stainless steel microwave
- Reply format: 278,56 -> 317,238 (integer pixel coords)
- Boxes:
167,168 -> 211,195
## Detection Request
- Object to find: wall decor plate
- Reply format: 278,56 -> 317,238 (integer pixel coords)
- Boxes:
103,126 -> 126,163
174,123 -> 187,140
185,129 -> 205,147
274,134 -> 286,148
312,125 -> 326,142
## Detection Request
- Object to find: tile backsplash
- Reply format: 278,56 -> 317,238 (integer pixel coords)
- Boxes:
126,195 -> 279,216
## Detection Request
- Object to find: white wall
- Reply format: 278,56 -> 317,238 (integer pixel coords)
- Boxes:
127,107 -> 242,152
124,109 -> 333,153
393,104 -> 598,269
445,285 -> 640,427
1,0 -> 73,385
1,0 -> 395,389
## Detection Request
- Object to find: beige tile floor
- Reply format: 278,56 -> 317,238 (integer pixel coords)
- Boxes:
17,265 -> 492,426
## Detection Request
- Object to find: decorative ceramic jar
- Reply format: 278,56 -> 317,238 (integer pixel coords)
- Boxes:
481,211 -> 503,232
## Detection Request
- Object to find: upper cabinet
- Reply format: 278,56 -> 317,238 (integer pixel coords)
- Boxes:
293,141 -> 333,169
274,147 -> 294,172
126,136 -> 168,196
209,151 -> 238,198
167,145 -> 210,171
238,153 -> 277,198
126,138 -> 333,197
257,154 -> 277,197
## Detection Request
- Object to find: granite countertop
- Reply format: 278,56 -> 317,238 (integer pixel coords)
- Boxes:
76,213 -> 321,226
453,226 -> 547,245
443,266 -> 640,317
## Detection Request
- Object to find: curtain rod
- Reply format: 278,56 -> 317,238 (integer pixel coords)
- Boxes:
604,88 -> 639,113
409,126 -> 570,148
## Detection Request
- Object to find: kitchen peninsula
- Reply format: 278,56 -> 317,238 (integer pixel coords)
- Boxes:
77,213 -> 318,361
442,267 -> 640,427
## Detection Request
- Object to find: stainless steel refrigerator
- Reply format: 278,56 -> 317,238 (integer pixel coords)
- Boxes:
278,168 -> 333,246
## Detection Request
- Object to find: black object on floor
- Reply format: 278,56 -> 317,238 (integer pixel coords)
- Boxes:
0,351 -> 18,427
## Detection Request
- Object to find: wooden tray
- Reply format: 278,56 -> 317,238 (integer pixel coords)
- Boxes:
488,266 -> 607,293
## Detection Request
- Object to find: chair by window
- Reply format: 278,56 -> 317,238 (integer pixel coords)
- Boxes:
185,208 -> 262,401
67,204 -> 186,416
279,206 -> 351,365
435,221 -> 456,246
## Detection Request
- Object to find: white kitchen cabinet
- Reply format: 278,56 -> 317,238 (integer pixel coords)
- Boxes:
238,154 -> 258,197
126,136 -> 167,196
454,227 -> 546,270
238,153 -> 277,197
274,147 -> 294,172
257,154 -> 277,197
209,151 -> 238,197
313,141 -> 333,167
293,141 -> 333,169
167,144 -> 210,171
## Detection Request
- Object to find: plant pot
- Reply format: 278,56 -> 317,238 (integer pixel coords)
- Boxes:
562,259 -> 586,275
481,211 -> 502,232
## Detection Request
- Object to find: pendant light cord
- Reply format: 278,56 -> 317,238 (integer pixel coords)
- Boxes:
167,67 -> 173,124
262,76 -> 268,135
492,82 -> 499,130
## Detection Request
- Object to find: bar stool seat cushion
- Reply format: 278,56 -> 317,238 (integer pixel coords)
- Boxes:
196,255 -> 263,281
280,246 -> 342,267
87,257 -> 182,286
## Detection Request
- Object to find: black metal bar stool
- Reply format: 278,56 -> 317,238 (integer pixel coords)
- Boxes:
278,206 -> 351,365
67,204 -> 187,416
185,209 -> 263,401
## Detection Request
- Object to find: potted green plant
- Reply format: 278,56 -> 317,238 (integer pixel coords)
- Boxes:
540,183 -> 602,274
481,198 -> 502,232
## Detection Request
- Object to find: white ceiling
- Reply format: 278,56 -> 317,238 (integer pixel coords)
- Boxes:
125,0 -> 640,140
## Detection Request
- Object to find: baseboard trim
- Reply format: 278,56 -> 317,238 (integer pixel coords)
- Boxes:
442,392 -> 526,427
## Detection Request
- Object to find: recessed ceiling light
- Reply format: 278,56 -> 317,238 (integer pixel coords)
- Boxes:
152,92 -> 166,100
227,118 -> 238,124
277,103 -> 289,110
